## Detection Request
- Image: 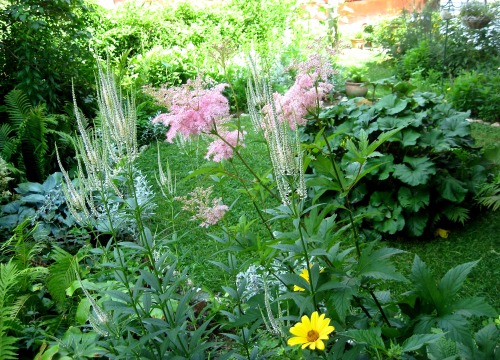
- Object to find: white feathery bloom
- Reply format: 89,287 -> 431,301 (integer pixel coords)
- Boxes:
247,57 -> 307,205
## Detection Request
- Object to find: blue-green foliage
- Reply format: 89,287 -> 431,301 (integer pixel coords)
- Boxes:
0,173 -> 77,241
306,92 -> 490,237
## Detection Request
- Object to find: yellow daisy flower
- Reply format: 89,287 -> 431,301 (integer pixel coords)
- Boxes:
293,268 -> 310,292
287,311 -> 335,351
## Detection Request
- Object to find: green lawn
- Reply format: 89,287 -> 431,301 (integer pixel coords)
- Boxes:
137,117 -> 499,310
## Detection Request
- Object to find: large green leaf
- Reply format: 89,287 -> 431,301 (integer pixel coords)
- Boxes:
402,333 -> 445,352
356,243 -> 407,282
344,328 -> 385,350
329,282 -> 357,320
440,115 -> 470,138
437,175 -> 468,203
393,156 -> 436,186
365,154 -> 395,180
410,256 -> 444,311
405,212 -> 429,237
418,129 -> 450,151
452,297 -> 497,318
398,187 -> 430,212
438,260 -> 479,299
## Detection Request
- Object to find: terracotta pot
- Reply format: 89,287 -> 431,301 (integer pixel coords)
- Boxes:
350,38 -> 365,49
345,81 -> 368,97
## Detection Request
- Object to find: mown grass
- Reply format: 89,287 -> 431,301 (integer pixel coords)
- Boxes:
136,117 -> 275,291
136,97 -> 499,311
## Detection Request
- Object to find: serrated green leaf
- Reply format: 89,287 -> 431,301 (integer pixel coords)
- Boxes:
438,260 -> 478,299
436,314 -> 470,343
410,256 -> 444,310
398,187 -> 430,212
438,176 -> 468,203
402,333 -> 445,352
452,297 -> 497,318
474,323 -> 500,357
330,282 -> 357,320
345,328 -> 385,350
405,212 -> 428,237
393,156 -> 436,186
357,244 -> 407,281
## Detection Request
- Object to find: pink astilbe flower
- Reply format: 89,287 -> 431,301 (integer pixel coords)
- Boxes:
205,130 -> 246,162
264,54 -> 334,128
149,77 -> 230,142
175,186 -> 228,227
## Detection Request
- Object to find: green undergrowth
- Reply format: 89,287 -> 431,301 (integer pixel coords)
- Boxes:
135,116 -> 276,291
136,115 -> 499,307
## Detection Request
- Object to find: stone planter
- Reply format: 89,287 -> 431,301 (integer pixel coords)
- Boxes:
345,82 -> 368,97
350,38 -> 365,49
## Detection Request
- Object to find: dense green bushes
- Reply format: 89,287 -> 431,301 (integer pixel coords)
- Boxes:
449,69 -> 500,122
306,92 -> 492,237
0,0 -> 97,112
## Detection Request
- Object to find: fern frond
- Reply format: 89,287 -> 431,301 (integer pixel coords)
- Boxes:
0,124 -> 17,160
47,247 -> 79,307
0,336 -> 18,360
0,261 -> 21,360
442,205 -> 470,225
477,180 -> 500,211
4,90 -> 31,130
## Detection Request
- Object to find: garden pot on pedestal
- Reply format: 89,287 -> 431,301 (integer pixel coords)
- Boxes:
350,38 -> 365,49
345,82 -> 368,97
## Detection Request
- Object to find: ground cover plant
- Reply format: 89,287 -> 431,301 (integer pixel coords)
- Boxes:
0,1 -> 499,358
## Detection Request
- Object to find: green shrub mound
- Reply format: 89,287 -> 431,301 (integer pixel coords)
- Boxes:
306,92 -> 491,237
449,70 -> 500,123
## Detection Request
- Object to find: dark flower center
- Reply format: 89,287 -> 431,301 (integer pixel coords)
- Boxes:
307,330 -> 319,342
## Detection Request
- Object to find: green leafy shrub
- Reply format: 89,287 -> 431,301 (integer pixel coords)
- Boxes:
2,90 -> 74,183
306,91 -> 488,237
448,70 -> 500,123
0,0 -> 97,113
373,7 -> 438,58
397,40 -> 442,80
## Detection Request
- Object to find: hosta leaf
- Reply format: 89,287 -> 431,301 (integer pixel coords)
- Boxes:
438,260 -> 478,299
398,187 -> 430,212
393,156 -> 436,186
438,175 -> 467,203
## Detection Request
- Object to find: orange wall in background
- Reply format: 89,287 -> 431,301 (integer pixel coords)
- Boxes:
339,0 -> 427,25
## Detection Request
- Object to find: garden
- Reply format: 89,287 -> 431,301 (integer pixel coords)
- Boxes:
0,0 -> 499,358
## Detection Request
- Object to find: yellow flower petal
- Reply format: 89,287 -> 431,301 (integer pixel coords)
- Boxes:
288,312 -> 334,351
